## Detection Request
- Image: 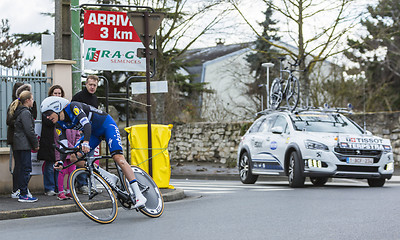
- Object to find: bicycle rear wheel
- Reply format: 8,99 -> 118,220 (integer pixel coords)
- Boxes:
131,166 -> 164,218
269,78 -> 283,110
70,168 -> 118,224
286,76 -> 300,111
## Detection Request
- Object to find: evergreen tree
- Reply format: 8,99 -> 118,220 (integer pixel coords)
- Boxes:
345,0 -> 400,111
245,3 -> 280,110
14,30 -> 50,46
0,19 -> 33,70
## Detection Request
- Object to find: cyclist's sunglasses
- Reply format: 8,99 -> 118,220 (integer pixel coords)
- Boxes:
43,110 -> 55,117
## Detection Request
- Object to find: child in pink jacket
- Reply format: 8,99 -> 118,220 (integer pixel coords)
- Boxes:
55,129 -> 80,200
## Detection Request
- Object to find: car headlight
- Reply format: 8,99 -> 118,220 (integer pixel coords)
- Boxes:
305,140 -> 329,151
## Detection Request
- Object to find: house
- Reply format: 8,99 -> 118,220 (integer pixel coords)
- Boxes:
181,40 -> 342,122
182,41 -> 257,122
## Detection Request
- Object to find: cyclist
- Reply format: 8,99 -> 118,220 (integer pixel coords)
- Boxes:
40,96 -> 147,208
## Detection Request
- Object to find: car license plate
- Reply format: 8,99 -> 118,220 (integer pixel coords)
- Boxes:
346,157 -> 373,164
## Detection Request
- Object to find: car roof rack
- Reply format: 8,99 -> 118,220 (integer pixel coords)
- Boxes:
256,106 -> 353,117
255,107 -> 291,117
293,107 -> 353,115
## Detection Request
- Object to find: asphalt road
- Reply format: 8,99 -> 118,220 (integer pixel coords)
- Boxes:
1,179 -> 399,240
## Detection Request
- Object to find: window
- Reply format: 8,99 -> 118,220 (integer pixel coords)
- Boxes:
272,115 -> 288,133
259,115 -> 277,132
291,113 -> 364,134
248,118 -> 265,133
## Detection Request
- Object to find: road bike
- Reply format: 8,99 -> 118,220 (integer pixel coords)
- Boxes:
55,142 -> 164,224
269,57 -> 301,111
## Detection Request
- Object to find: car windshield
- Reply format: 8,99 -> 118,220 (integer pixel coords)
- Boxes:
290,112 -> 364,134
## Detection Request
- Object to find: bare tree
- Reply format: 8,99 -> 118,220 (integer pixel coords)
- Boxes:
231,0 -> 360,107
126,0 -> 236,123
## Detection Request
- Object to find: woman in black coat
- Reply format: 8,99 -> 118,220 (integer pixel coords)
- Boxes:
9,90 -> 39,202
37,85 -> 65,196
7,83 -> 37,198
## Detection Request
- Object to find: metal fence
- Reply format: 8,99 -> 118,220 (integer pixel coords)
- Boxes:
0,67 -> 52,147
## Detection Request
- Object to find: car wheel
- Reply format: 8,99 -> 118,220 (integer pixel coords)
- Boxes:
367,178 -> 385,187
239,152 -> 258,184
288,151 -> 305,188
310,177 -> 329,187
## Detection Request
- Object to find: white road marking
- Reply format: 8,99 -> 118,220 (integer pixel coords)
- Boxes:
170,180 -> 292,195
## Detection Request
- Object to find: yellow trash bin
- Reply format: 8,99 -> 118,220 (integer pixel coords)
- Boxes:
125,124 -> 174,189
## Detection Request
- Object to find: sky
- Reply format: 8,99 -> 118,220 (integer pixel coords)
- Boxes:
0,0 -> 378,70
0,0 -> 54,69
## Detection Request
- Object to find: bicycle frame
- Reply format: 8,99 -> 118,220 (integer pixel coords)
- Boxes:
62,154 -> 133,204
269,57 -> 301,111
278,59 -> 298,98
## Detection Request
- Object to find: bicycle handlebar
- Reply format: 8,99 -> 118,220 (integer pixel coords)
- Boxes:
54,141 -> 113,159
289,60 -> 299,68
278,57 -> 302,72
54,141 -> 113,168
54,140 -> 82,155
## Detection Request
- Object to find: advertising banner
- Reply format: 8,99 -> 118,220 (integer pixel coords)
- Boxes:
84,10 -> 146,71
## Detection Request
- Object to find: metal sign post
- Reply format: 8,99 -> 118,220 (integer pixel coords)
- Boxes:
127,11 -> 164,176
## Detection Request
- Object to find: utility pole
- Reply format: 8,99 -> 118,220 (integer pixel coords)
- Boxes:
55,0 -> 71,59
71,0 -> 81,95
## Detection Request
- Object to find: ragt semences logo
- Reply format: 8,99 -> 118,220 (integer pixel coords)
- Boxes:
86,48 -> 101,62
85,47 -> 141,63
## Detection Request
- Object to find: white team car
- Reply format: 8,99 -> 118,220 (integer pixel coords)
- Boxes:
237,109 -> 394,187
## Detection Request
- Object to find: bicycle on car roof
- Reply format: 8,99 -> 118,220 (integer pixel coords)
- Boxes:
269,56 -> 303,112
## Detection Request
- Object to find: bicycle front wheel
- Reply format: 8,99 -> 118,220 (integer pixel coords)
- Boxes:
286,76 -> 300,111
269,78 -> 283,110
70,168 -> 118,224
131,166 -> 164,218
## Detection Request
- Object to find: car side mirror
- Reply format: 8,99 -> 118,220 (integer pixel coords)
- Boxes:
365,130 -> 372,136
271,126 -> 283,134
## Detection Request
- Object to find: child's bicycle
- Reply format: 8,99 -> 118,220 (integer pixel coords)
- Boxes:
269,57 -> 302,111
55,141 -> 164,224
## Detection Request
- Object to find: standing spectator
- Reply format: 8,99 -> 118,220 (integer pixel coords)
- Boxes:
55,129 -> 80,200
8,90 -> 39,202
15,83 -> 38,119
72,75 -> 99,108
37,85 -> 65,196
7,83 -> 34,198
71,75 -> 99,194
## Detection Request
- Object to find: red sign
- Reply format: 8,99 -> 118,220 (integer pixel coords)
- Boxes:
84,10 -> 141,42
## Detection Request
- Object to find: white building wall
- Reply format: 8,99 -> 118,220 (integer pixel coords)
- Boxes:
200,48 -> 257,122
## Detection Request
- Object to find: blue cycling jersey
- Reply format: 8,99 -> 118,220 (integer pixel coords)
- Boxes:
56,102 -> 123,157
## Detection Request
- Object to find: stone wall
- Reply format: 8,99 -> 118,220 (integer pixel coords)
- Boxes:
163,112 -> 400,167
348,112 -> 400,163
167,122 -> 251,168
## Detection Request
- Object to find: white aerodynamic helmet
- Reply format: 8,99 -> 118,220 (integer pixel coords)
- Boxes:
41,96 -> 70,114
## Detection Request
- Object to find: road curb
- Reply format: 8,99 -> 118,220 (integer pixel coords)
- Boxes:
162,188 -> 185,202
0,188 -> 185,221
0,203 -> 80,220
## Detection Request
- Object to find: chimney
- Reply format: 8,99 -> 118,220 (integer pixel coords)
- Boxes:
215,38 -> 225,46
